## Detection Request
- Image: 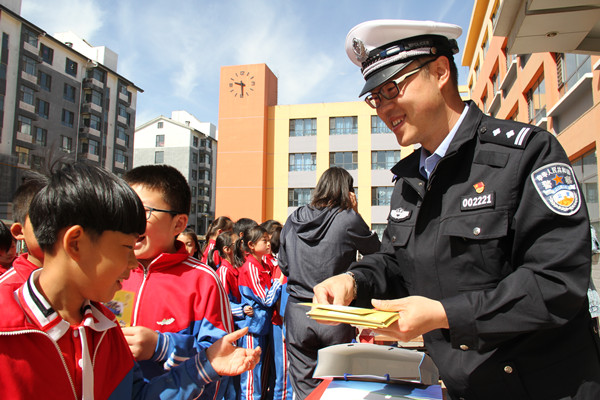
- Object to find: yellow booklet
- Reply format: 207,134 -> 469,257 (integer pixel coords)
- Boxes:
105,290 -> 135,327
301,303 -> 399,329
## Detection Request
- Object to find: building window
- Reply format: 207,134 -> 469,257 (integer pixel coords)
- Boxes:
371,115 -> 391,133
81,138 -> 99,156
64,84 -> 77,102
84,114 -> 101,131
193,136 -> 199,147
61,109 -> 74,127
85,89 -> 102,106
61,135 -> 73,152
288,188 -> 312,207
491,69 -> 500,94
519,54 -> 530,69
289,153 -> 316,171
16,146 -> 29,165
157,121 -> 164,129
191,170 -> 197,181
65,58 -> 78,77
38,71 -> 51,91
482,91 -> 488,113
17,115 -> 32,135
117,126 -> 129,146
329,116 -> 358,135
481,33 -> 489,59
527,74 -> 546,125
115,149 -> 128,168
23,55 -> 37,75
31,154 -> 45,170
572,150 -> 598,231
192,153 -> 198,164
88,68 -> 105,83
372,186 -> 394,206
372,150 -> 400,170
118,104 -> 131,125
34,127 -> 47,146
371,224 -> 387,241
490,0 -> 499,27
39,43 -> 53,64
557,53 -> 591,93
155,151 -> 164,163
20,85 -> 34,105
23,27 -> 38,47
156,134 -> 165,147
289,118 -> 317,137
330,151 -> 358,170
35,99 -> 49,119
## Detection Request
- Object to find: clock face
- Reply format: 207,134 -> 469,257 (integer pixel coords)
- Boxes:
228,70 -> 256,98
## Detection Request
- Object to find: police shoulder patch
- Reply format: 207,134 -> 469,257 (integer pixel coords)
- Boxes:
478,122 -> 535,149
531,162 -> 581,216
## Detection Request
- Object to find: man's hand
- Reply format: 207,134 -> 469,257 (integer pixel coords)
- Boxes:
243,305 -> 254,317
206,327 -> 261,376
313,273 -> 355,306
122,326 -> 159,361
371,296 -> 449,342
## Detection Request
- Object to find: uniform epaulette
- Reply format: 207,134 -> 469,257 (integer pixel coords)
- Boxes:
477,120 -> 537,149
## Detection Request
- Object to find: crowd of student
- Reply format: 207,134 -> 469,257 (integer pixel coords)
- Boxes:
0,163 -> 290,400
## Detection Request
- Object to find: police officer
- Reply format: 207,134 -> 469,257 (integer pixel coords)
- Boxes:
314,19 -> 600,399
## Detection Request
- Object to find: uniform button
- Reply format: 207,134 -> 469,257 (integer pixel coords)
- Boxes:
479,126 -> 487,134
392,236 -> 397,242
504,365 -> 513,374
460,344 -> 469,351
418,182 -> 423,186
73,330 -> 79,338
473,227 -> 481,236
78,359 -> 84,368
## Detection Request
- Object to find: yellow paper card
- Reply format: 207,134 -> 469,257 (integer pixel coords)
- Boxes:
105,290 -> 135,327
300,303 -> 399,328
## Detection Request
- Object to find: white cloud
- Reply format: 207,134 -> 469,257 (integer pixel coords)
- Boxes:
20,0 -> 105,41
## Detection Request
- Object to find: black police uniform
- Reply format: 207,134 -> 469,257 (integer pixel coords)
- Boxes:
348,102 -> 600,399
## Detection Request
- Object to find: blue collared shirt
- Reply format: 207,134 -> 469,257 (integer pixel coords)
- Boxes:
419,104 -> 469,179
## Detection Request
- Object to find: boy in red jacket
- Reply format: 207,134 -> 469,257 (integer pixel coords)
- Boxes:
0,162 -> 260,399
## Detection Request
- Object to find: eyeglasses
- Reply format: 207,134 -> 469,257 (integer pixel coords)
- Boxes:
144,206 -> 183,220
364,59 -> 436,109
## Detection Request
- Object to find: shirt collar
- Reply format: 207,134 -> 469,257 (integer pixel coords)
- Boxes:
419,103 -> 469,178
17,270 -> 117,341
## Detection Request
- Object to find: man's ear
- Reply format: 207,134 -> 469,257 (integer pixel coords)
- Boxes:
434,56 -> 452,90
173,214 -> 189,236
10,223 -> 24,241
63,225 -> 85,262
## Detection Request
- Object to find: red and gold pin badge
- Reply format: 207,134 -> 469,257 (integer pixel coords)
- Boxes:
473,182 -> 485,194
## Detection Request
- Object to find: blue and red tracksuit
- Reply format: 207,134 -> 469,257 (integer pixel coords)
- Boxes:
0,252 -> 39,291
0,270 -> 220,399
122,243 -> 234,399
238,254 -> 283,400
201,239 -> 221,269
263,254 -> 292,400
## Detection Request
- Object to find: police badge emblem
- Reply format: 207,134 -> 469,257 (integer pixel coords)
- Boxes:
389,207 -> 411,222
352,38 -> 368,63
531,162 -> 581,216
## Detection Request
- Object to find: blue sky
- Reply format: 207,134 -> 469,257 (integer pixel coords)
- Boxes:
21,0 -> 475,128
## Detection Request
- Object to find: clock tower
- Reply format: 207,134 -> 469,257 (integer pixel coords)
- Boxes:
216,64 -> 278,222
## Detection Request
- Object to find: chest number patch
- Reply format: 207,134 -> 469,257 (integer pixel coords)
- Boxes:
461,192 -> 495,211
531,162 -> 581,216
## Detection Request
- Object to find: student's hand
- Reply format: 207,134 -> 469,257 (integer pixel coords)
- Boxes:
122,326 -> 159,361
243,305 -> 254,317
207,327 -> 261,376
313,273 -> 355,306
371,296 -> 449,342
350,191 -> 358,213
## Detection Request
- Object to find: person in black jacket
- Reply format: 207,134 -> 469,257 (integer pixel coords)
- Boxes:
314,19 -> 600,399
279,166 -> 380,398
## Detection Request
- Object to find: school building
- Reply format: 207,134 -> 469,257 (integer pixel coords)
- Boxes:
462,0 -> 600,279
216,63 -> 414,238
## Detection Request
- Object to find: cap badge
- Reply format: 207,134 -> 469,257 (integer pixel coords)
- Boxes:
390,207 -> 411,222
473,182 -> 485,194
352,38 -> 368,63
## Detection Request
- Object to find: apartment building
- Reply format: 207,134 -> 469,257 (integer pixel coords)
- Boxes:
216,64 -> 412,237
133,111 -> 217,235
0,3 -> 141,219
462,0 -> 600,280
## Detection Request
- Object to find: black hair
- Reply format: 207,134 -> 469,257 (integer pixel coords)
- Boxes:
233,217 -> 258,237
260,219 -> 282,235
208,231 -> 235,270
233,225 -> 267,267
30,162 -> 146,253
311,167 -> 355,210
0,220 -> 13,253
12,171 -> 49,225
179,228 -> 200,258
201,216 -> 233,254
269,226 -> 282,254
123,164 -> 191,215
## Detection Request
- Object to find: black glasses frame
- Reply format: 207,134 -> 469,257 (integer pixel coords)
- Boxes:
144,206 -> 183,220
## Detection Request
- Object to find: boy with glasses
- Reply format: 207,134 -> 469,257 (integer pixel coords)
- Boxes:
120,164 -> 234,399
